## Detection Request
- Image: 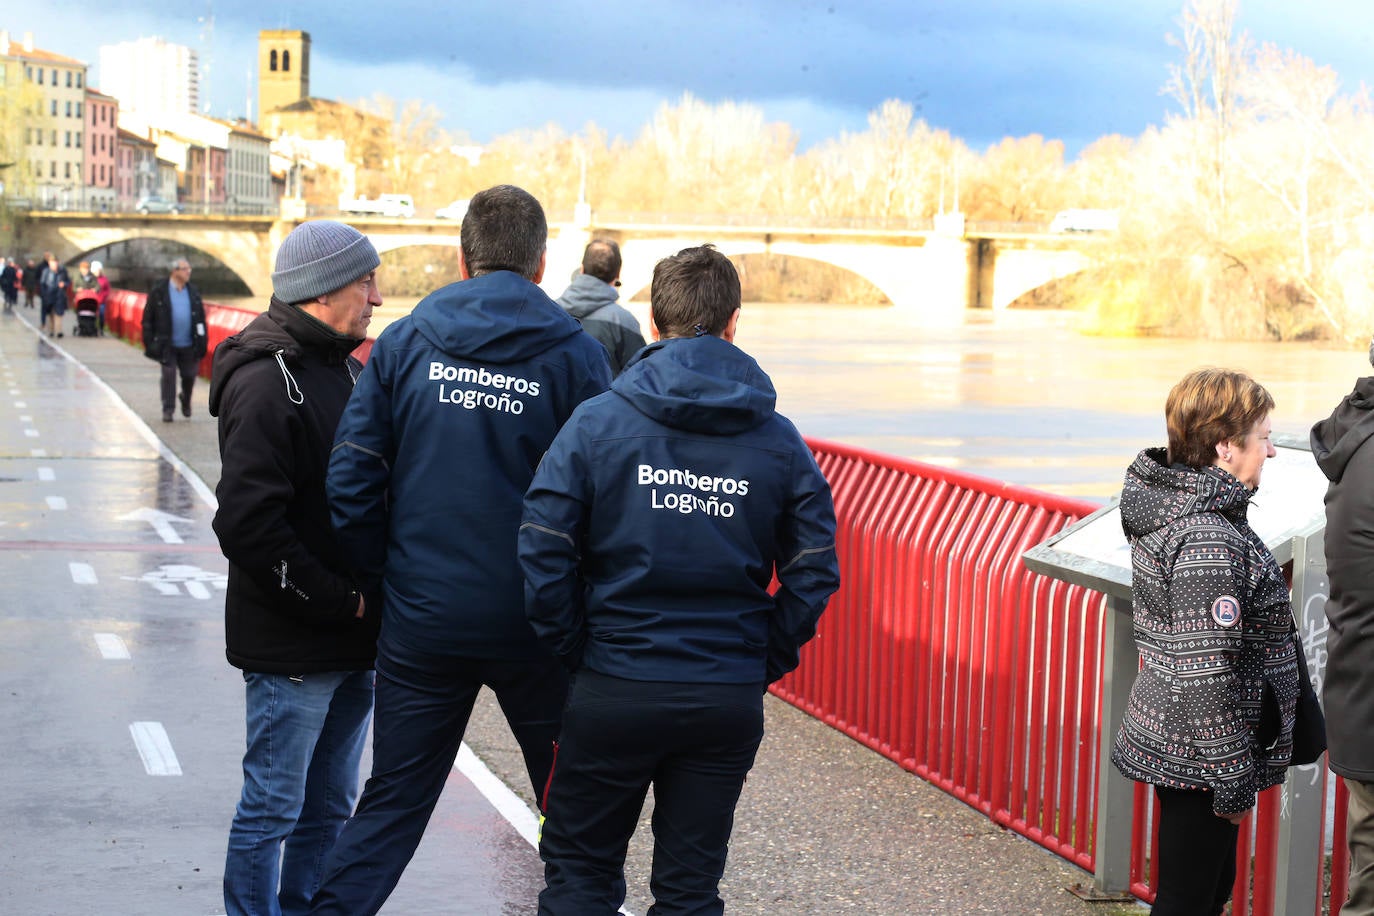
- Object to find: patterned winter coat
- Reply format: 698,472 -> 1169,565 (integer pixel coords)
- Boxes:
1110,448 -> 1299,816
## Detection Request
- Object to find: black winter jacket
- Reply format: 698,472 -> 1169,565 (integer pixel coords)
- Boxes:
1312,377 -> 1374,780
1110,448 -> 1298,816
143,278 -> 207,360
209,298 -> 379,673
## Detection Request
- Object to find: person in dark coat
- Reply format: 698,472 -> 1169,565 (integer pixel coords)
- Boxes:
521,245 -> 841,915
142,258 -> 208,421
21,257 -> 39,308
311,185 -> 611,916
210,220 -> 383,916
1112,368 -> 1298,916
38,253 -> 69,337
1311,348 -> 1374,916
556,239 -> 646,375
0,258 -> 17,311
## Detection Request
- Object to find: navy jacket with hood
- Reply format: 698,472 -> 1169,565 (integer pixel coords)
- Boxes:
519,334 -> 840,685
1312,377 -> 1374,780
328,271 -> 612,660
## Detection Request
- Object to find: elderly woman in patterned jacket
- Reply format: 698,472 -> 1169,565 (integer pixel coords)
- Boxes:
1110,367 -> 1300,916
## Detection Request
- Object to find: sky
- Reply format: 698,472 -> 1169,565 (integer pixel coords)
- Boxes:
11,1 -> 1374,157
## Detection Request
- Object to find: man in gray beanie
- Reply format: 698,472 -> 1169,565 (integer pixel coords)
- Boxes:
209,219 -> 383,916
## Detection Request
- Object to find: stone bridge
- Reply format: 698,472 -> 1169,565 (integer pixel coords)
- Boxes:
17,212 -> 1104,322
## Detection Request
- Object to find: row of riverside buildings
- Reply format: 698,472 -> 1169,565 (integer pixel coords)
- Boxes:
0,28 -> 381,216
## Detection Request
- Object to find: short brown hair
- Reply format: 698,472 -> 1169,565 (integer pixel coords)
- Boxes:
650,245 -> 740,339
1165,368 -> 1275,468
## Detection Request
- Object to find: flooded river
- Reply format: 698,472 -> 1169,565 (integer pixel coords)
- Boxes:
217,294 -> 1369,503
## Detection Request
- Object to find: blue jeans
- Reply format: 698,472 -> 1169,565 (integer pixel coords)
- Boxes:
224,670 -> 375,916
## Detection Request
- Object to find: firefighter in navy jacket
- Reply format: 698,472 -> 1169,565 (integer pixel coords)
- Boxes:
312,186 -> 611,916
519,245 -> 840,915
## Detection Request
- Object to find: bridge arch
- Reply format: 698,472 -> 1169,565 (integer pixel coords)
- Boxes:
69,237 -> 255,297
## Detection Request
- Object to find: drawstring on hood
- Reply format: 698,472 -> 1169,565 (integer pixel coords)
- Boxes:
274,351 -> 304,404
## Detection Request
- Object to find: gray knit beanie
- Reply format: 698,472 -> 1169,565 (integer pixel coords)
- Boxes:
272,220 -> 381,304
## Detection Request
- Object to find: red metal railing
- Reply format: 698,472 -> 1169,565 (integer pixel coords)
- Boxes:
776,438 -> 1108,870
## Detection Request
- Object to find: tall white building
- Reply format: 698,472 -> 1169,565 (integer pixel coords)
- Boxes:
98,37 -> 199,117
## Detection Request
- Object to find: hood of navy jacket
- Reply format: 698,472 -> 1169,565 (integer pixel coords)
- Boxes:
209,297 -> 361,416
556,271 -> 620,321
1119,447 -> 1253,540
411,270 -> 587,362
1311,376 -> 1374,484
613,335 -> 776,435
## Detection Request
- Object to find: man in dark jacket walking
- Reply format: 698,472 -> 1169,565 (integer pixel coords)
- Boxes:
143,258 -> 208,421
520,245 -> 840,914
210,220 -> 383,916
1312,352 -> 1374,916
311,185 -> 611,915
556,238 -> 646,374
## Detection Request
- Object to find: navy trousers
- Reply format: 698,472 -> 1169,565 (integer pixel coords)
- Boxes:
309,643 -> 567,915
537,671 -> 765,916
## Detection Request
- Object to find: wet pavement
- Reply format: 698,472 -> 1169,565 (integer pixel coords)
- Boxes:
0,305 -> 1140,915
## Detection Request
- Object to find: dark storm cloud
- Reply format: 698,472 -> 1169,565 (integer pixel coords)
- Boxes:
58,0 -> 1374,151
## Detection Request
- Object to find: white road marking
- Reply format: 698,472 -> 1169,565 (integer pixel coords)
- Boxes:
12,401 -> 25,408
24,428 -> 38,438
454,743 -> 637,915
94,633 -> 131,660
8,388 -> 18,394
37,467 -> 55,481
45,496 -> 67,510
30,448 -> 46,457
119,507 -> 191,544
69,562 -> 97,585
19,414 -> 31,421
185,580 -> 210,600
129,722 -> 182,776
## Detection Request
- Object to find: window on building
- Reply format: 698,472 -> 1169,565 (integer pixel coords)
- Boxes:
34,161 -> 41,177
51,69 -> 57,85
76,72 -> 82,88
75,131 -> 81,147
76,101 -> 82,118
50,161 -> 56,178
283,50 -> 291,72
26,66 -> 33,81
66,70 -> 71,87
65,162 -> 71,179
64,132 -> 70,148
50,99 -> 56,116
50,130 -> 56,145
35,68 -> 42,85
65,100 -> 71,117
270,49 -> 278,71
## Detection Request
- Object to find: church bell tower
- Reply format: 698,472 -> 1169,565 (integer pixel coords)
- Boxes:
257,29 -> 310,121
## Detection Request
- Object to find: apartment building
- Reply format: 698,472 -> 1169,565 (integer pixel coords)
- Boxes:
85,88 -> 118,210
2,30 -> 89,208
98,37 -> 199,117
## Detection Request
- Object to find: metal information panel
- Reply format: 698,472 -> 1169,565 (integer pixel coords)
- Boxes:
1022,434 -> 1328,599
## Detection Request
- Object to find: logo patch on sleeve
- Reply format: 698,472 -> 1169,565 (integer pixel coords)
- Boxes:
1211,595 -> 1241,627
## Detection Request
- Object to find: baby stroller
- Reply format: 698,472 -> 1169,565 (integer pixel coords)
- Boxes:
74,294 -> 100,337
